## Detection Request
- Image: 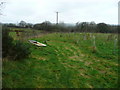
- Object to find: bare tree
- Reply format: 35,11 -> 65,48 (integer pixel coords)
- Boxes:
0,1 -> 5,15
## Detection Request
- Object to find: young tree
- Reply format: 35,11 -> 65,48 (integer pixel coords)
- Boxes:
97,23 -> 110,33
19,21 -> 27,27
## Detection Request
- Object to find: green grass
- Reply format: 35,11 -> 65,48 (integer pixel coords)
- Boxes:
9,28 -> 43,40
3,32 -> 119,88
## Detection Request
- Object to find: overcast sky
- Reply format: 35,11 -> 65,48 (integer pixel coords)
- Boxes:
0,0 -> 119,24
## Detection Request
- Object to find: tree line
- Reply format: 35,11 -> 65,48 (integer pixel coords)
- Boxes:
3,20 -> 118,33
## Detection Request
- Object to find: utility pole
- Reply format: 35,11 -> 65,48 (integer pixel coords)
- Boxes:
56,12 -> 59,24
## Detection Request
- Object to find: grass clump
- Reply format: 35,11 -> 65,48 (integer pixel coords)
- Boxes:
9,41 -> 31,60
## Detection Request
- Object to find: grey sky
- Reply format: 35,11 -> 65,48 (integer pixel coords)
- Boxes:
0,0 -> 119,24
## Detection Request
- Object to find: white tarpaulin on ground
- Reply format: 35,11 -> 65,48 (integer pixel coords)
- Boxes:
29,40 -> 47,47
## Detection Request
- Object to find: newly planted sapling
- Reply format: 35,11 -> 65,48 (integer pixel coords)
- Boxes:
83,33 -> 86,40
90,33 -> 92,38
92,35 -> 97,53
113,36 -> 118,54
107,34 -> 113,41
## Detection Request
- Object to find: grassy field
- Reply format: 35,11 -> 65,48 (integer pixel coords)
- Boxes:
3,30 -> 119,88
